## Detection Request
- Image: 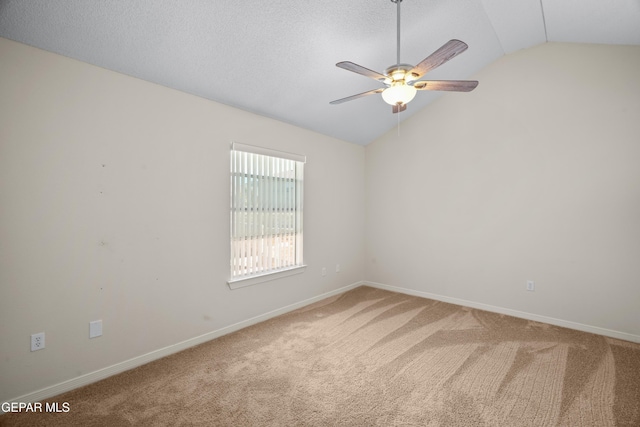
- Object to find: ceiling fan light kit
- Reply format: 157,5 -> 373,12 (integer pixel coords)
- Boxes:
330,0 -> 478,113
381,81 -> 417,105
381,63 -> 417,105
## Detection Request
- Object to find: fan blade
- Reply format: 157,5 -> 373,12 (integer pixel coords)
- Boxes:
336,61 -> 388,83
392,103 -> 407,114
413,80 -> 478,92
329,88 -> 384,105
409,40 -> 469,79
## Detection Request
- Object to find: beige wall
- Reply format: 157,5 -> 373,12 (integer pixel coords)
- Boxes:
366,43 -> 640,338
0,37 -> 365,402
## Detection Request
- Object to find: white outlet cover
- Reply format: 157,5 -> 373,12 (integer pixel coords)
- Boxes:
89,320 -> 103,338
31,332 -> 45,351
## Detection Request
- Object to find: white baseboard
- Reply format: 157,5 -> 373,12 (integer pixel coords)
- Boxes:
364,281 -> 640,344
5,281 -> 364,406
8,278 -> 636,408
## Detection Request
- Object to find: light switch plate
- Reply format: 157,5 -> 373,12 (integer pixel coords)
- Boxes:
89,320 -> 103,338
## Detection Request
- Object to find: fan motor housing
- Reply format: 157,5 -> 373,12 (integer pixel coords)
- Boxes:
384,64 -> 417,83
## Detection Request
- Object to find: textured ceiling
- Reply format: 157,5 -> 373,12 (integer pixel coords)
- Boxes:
1,0 -> 639,145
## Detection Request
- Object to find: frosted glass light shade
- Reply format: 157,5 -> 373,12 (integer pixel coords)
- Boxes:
381,84 -> 417,106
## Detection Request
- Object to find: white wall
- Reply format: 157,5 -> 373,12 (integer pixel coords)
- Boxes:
0,37 -> 365,402
366,43 -> 640,339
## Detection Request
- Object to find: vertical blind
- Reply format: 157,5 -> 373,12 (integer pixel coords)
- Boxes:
230,143 -> 305,281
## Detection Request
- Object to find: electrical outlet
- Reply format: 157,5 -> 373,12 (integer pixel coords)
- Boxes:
336,264 -> 341,273
321,267 -> 326,277
31,332 -> 45,351
526,280 -> 535,292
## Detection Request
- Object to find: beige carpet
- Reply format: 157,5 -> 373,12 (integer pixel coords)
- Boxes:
2,286 -> 640,426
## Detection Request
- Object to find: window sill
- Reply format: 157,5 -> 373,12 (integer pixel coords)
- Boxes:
227,265 -> 307,290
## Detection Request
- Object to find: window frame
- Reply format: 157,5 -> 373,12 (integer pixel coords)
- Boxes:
227,142 -> 306,289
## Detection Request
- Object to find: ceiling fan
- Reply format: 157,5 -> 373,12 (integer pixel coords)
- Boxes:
330,0 -> 478,114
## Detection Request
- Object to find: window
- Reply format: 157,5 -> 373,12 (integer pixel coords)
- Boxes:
228,142 -> 306,288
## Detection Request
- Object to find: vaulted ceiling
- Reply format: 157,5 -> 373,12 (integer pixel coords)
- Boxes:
1,0 -> 639,145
